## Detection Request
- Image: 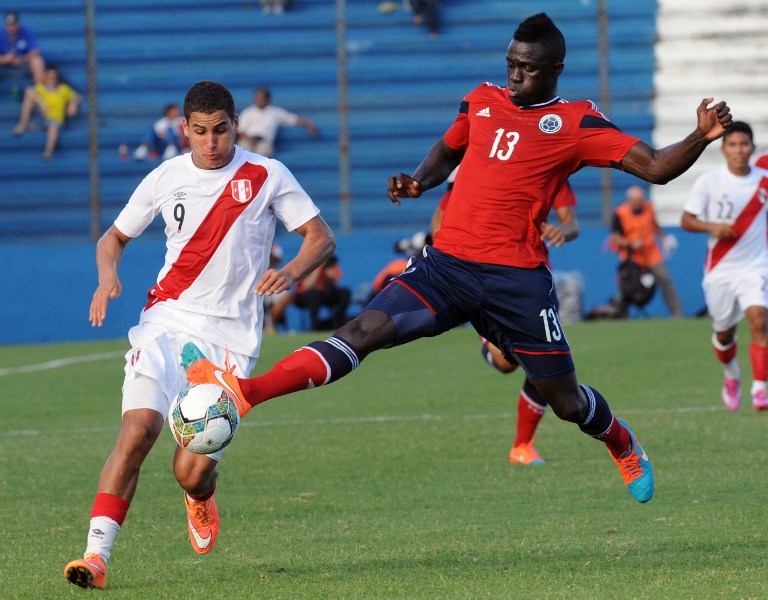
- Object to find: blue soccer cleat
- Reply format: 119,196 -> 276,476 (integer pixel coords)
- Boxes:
611,418 -> 654,503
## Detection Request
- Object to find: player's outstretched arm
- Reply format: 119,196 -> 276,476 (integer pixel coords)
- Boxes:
620,98 -> 732,185
255,215 -> 335,297
387,139 -> 463,205
680,210 -> 737,239
89,226 -> 130,327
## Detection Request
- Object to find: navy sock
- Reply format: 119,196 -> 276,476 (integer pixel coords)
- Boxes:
577,384 -> 614,436
307,335 -> 360,384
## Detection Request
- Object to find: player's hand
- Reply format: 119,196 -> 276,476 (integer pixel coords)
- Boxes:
697,98 -> 733,142
387,173 -> 423,206
255,268 -> 295,296
540,222 -> 566,248
89,275 -> 122,327
711,223 -> 737,239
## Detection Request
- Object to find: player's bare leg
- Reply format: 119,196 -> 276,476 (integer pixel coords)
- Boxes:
66,408 -> 163,589
174,448 -> 221,554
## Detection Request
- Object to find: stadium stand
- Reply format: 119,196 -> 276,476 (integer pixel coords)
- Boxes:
0,0 -> 657,242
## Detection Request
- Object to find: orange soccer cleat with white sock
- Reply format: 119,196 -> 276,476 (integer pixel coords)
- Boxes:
64,552 -> 107,589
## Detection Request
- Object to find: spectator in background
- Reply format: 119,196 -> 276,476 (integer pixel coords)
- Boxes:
261,0 -> 290,14
406,0 -> 440,37
133,103 -> 189,161
237,87 -> 317,157
368,231 -> 432,304
293,254 -> 351,331
610,185 -> 683,317
12,66 -> 81,160
0,11 -> 45,84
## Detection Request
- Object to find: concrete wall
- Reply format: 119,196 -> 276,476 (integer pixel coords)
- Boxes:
0,227 -> 709,346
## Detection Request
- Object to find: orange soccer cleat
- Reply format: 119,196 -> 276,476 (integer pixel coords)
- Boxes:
64,552 -> 107,589
610,418 -> 654,503
182,342 -> 249,417
508,441 -> 545,465
184,493 -> 220,555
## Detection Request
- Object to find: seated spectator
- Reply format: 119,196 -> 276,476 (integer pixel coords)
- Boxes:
0,11 -> 45,84
133,103 -> 189,161
405,0 -> 440,37
12,66 -> 81,160
293,255 -> 351,331
263,242 -> 293,333
368,231 -> 432,304
237,87 -> 317,157
261,0 -> 290,15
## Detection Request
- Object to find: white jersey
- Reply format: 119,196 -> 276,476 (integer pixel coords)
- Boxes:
684,165 -> 768,283
238,104 -> 299,143
114,146 -> 320,358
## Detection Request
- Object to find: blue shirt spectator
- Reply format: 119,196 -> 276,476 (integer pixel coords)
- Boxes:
0,11 -> 45,84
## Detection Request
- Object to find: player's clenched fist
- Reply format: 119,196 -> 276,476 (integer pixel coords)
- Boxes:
387,173 -> 423,205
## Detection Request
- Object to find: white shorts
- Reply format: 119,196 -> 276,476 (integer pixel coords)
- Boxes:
703,272 -> 768,331
122,321 -> 256,420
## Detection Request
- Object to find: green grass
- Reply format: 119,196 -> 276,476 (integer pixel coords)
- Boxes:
2,318 -> 767,599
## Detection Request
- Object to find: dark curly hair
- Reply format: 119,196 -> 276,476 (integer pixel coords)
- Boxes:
513,13 -> 566,63
183,81 -> 236,121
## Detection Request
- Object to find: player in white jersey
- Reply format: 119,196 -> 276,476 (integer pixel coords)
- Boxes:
682,121 -> 768,412
64,81 -> 335,590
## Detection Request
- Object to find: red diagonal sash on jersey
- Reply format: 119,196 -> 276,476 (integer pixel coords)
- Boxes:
144,162 -> 268,311
707,177 -> 768,273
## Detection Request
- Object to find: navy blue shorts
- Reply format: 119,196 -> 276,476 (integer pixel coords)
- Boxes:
365,246 -> 574,380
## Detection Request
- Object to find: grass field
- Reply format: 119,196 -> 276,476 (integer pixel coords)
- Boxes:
2,318 -> 767,599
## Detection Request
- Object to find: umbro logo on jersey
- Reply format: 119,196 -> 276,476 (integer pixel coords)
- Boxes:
231,179 -> 253,203
475,107 -> 491,118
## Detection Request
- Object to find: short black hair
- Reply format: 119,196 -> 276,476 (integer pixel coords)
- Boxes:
722,121 -> 753,145
513,13 -> 566,63
183,81 -> 235,121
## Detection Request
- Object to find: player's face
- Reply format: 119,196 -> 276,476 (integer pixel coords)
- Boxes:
184,110 -> 237,170
721,131 -> 754,175
505,40 -> 563,107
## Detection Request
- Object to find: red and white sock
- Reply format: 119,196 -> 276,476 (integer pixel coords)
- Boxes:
85,493 -> 130,563
712,334 -> 740,379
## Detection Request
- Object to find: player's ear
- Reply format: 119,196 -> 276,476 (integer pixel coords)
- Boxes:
552,62 -> 564,77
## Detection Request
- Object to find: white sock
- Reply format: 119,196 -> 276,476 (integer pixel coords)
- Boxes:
751,380 -> 767,395
85,516 -> 120,564
724,360 -> 741,381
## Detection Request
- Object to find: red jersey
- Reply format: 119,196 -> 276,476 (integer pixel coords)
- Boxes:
436,83 -> 640,267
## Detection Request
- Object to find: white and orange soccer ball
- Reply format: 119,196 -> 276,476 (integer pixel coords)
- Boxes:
169,383 -> 240,454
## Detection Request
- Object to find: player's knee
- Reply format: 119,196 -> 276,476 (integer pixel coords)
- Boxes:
115,411 -> 163,457
173,452 -> 218,493
336,310 -> 396,354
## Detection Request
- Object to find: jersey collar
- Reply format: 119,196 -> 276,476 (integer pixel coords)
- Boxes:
514,96 -> 561,110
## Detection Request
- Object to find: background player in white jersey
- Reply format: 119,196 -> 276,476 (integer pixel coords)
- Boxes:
681,121 -> 768,412
64,80 -> 335,590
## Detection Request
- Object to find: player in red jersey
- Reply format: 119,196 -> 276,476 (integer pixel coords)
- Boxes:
185,13 -> 733,504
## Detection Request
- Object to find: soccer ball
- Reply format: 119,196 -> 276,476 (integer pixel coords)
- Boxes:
168,383 -> 240,454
